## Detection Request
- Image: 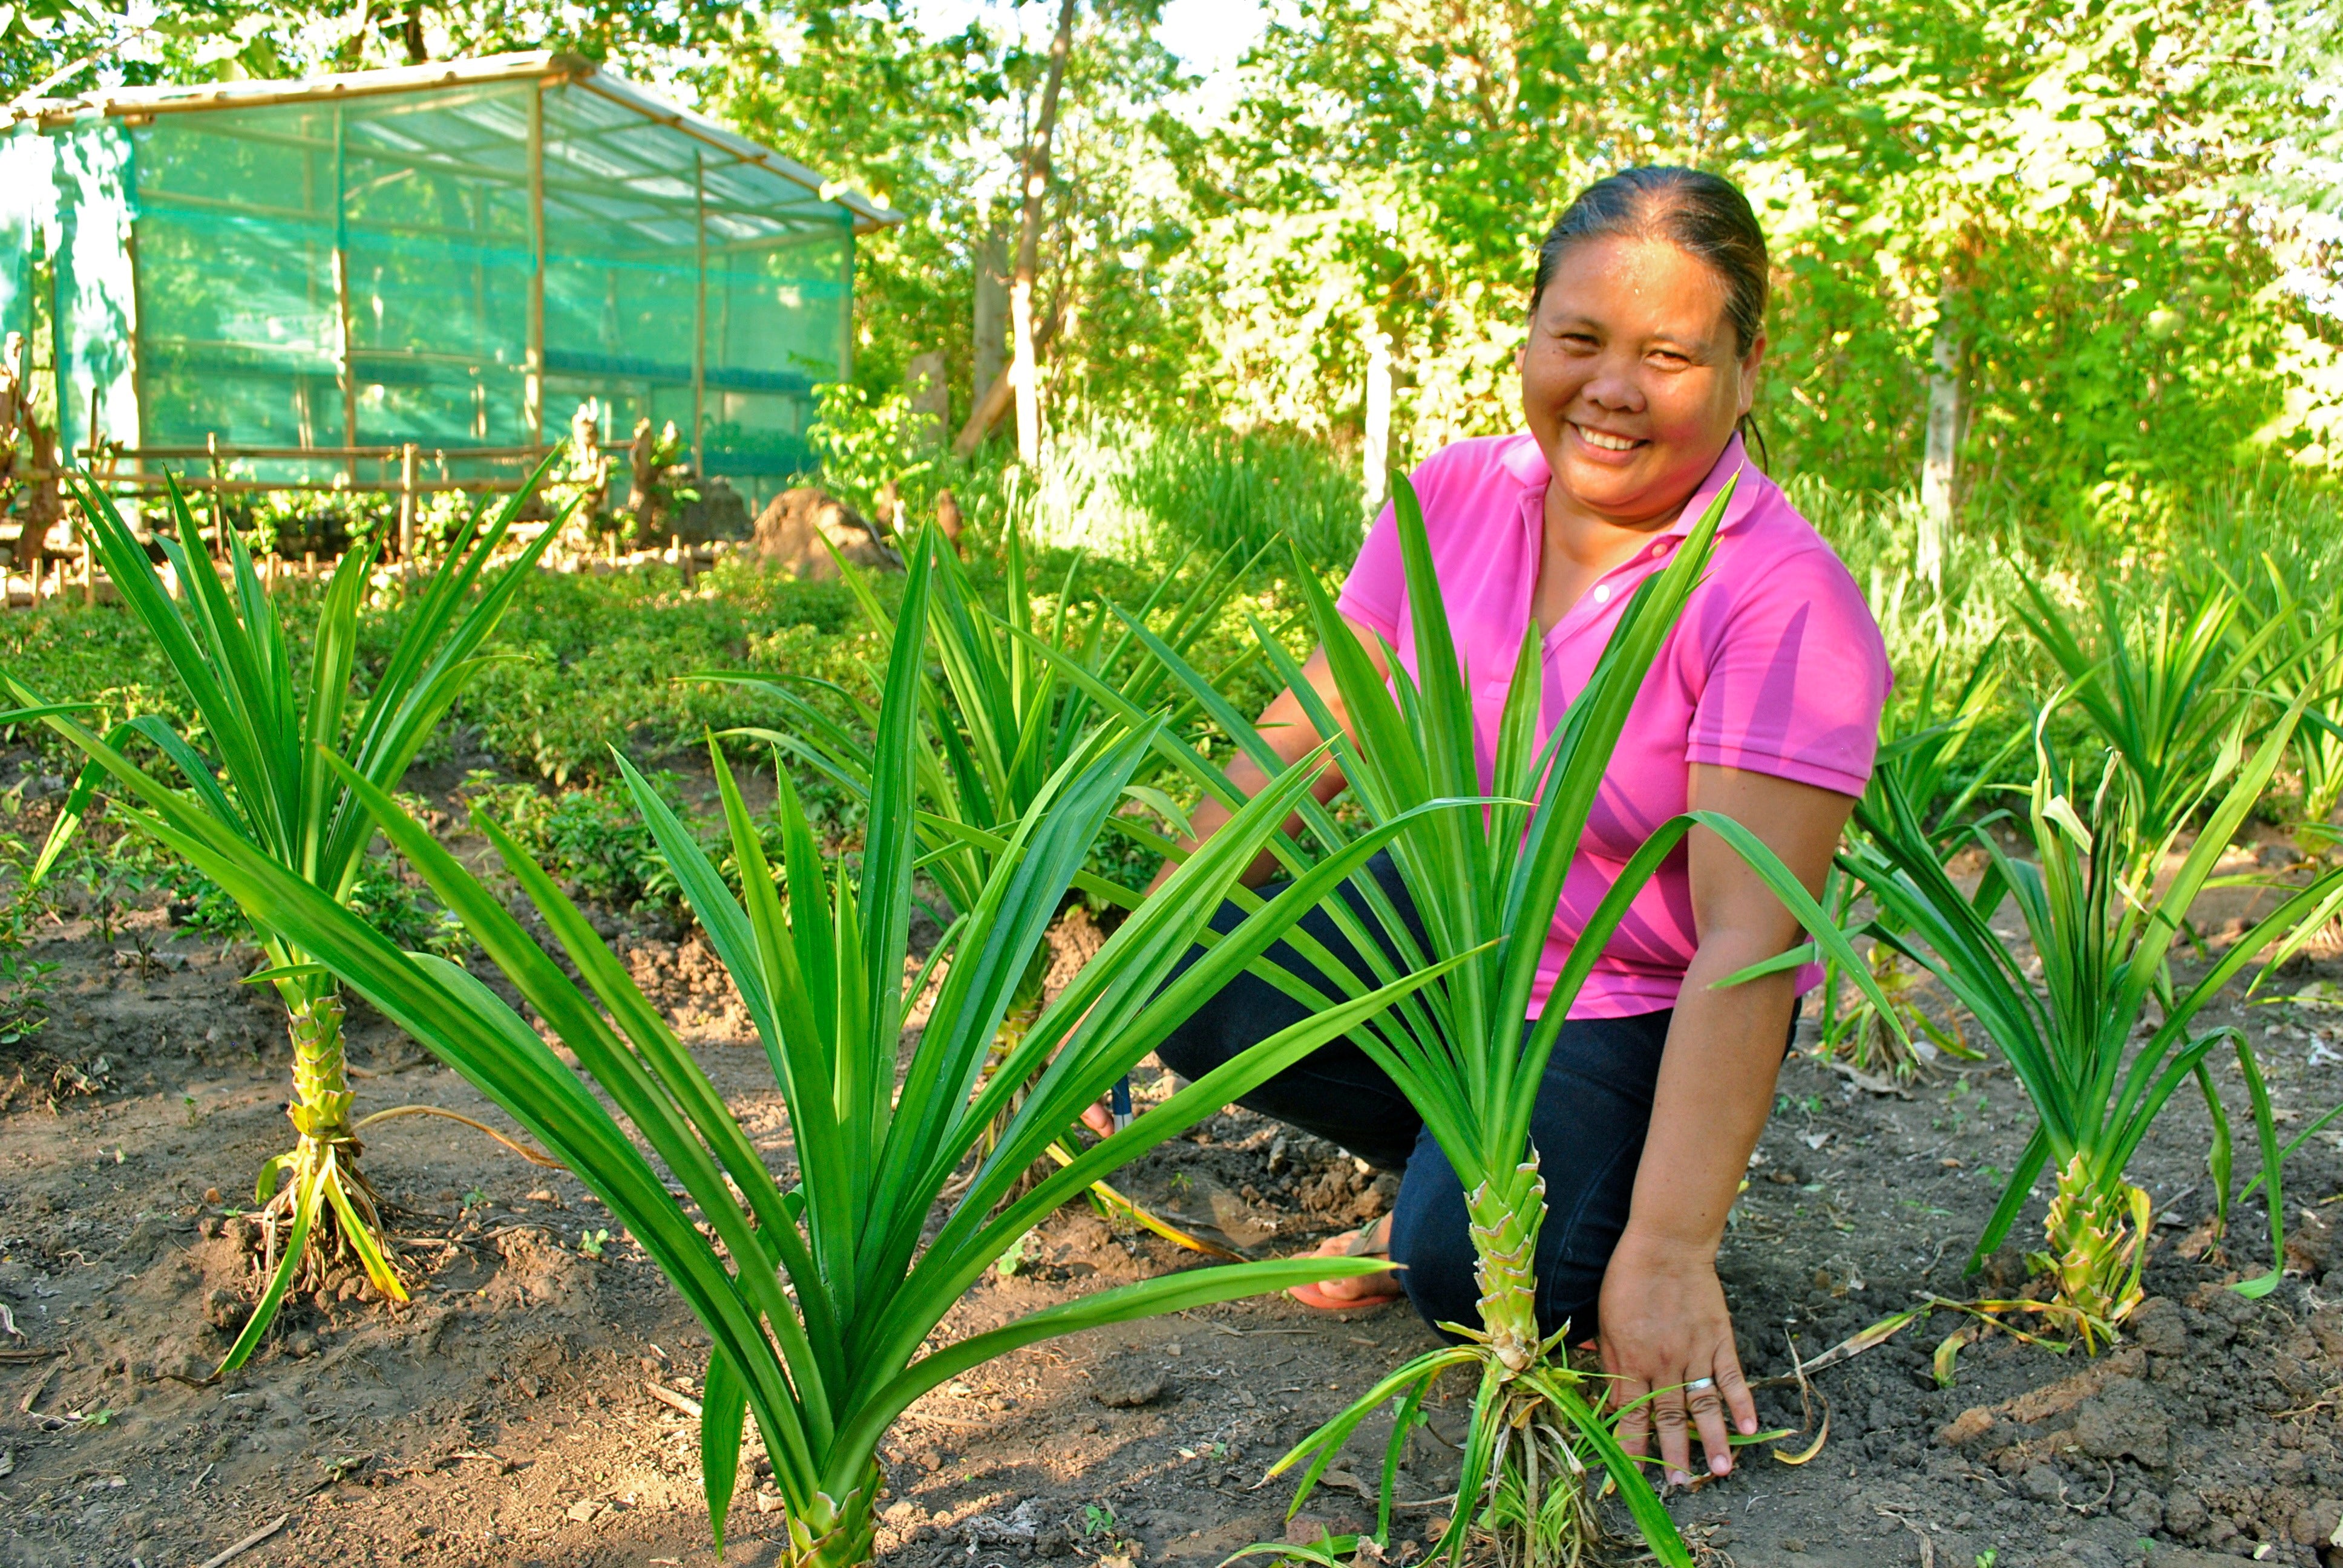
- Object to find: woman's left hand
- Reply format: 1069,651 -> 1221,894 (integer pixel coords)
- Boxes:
1596,1226 -> 1758,1486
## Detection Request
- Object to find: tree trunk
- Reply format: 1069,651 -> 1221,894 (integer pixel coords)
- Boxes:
1918,284 -> 1960,590
1466,1154 -> 1545,1374
286,992 -> 356,1148
19,413 -> 63,578
1011,0 -> 1078,465
2043,1152 -> 2148,1338
952,307 -> 1064,459
791,1461 -> 883,1568
972,229 -> 1008,419
952,0 -> 1076,465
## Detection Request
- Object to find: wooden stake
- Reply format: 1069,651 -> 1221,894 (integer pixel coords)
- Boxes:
206,431 -> 224,551
398,441 -> 418,560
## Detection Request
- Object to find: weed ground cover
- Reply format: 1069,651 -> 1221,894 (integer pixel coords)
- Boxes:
8,875 -> 2343,1568
6,471 -> 2343,1568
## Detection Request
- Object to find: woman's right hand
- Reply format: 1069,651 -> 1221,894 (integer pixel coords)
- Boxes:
1062,623 -> 1386,1148
1079,1096 -> 1116,1140
1598,1226 -> 1756,1483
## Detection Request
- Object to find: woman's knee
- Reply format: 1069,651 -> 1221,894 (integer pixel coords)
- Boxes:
1384,1102 -> 1642,1343
1388,1140 -> 1481,1331
1390,1215 -> 1481,1331
1152,1026 -> 1219,1086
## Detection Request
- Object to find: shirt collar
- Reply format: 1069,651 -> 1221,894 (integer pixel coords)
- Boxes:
1663,432 -> 1761,540
1504,430 -> 1765,541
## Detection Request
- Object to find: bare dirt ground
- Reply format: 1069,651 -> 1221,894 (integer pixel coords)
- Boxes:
8,856 -> 2343,1568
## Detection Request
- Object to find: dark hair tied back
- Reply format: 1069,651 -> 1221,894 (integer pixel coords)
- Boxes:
1531,167 -> 1769,357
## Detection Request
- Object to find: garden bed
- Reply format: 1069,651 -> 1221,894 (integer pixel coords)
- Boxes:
5,823 -> 2343,1568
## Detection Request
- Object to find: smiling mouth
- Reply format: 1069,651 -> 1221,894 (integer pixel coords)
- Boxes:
1572,423 -> 1645,453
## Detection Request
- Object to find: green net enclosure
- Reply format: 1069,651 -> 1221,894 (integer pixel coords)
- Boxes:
2,53 -> 896,508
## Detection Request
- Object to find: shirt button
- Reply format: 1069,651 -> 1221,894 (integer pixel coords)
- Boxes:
1591,584 -> 1612,604
1651,543 -> 1667,557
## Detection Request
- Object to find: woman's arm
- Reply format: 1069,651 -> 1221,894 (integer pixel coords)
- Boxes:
1597,763 -> 1855,1484
1078,618 -> 1395,1139
1141,617 -> 1392,893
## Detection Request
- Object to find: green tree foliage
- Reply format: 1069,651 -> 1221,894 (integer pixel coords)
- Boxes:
696,1 -> 1208,428
1176,0 -> 2336,532
5,0 -> 2332,530
0,0 -> 744,97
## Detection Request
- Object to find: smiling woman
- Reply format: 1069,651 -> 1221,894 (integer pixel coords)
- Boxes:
1522,167 -> 1772,567
1124,166 -> 1893,1501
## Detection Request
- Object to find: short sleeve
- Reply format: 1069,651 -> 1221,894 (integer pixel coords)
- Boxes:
1334,497 -> 1403,644
1683,543 -> 1889,798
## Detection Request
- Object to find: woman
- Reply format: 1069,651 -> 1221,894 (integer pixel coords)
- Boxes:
1116,168 -> 1890,1489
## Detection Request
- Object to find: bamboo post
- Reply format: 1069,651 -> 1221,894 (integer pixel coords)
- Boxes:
692,150 -> 707,479
304,550 -> 317,582
333,105 -> 358,482
398,440 -> 418,560
27,556 -> 41,606
80,543 -> 93,606
525,82 -> 547,451
206,431 -> 224,550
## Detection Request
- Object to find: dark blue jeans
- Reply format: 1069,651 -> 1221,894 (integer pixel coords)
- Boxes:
1155,851 -> 1673,1344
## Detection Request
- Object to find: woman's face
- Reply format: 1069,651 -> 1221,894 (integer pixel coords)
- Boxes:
1518,234 -> 1766,529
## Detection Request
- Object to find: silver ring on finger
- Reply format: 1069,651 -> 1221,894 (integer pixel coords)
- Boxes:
1685,1377 -> 1716,1393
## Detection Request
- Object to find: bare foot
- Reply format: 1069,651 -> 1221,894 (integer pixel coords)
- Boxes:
1288,1216 -> 1404,1310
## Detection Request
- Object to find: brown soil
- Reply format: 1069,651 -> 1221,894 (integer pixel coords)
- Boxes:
7,851 -> 2343,1568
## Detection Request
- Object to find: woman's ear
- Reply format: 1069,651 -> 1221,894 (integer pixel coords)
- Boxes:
1736,331 -> 1769,418
1513,341 -> 1527,376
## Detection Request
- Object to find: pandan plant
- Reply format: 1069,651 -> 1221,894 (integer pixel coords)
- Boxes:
75,532 -> 1468,1566
2,474 -> 559,1368
2014,575 -> 2296,884
703,521 -> 1263,1240
1046,475 -> 1895,1567
707,518 -> 1254,999
1815,637 -> 2019,1076
1840,699 -> 2343,1339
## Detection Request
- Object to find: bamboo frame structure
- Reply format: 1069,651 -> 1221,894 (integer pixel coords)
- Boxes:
5,52 -> 900,517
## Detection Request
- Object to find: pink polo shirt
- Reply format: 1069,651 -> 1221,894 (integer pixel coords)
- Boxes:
1335,432 -> 1890,1019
